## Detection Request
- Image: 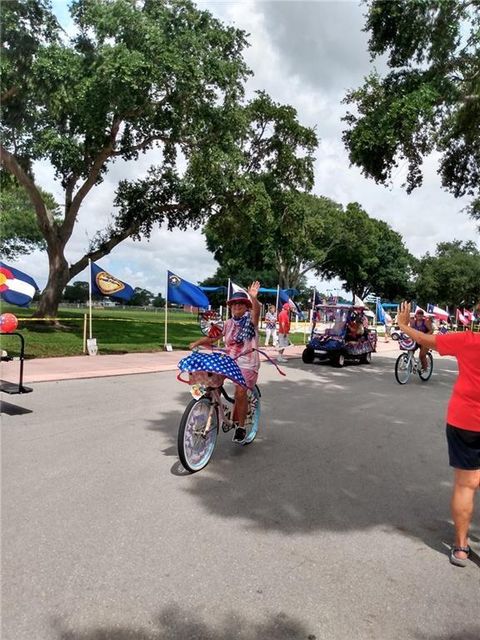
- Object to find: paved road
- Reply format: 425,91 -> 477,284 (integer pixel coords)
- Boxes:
2,355 -> 479,640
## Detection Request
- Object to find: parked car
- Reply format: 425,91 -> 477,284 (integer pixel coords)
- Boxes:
302,305 -> 377,367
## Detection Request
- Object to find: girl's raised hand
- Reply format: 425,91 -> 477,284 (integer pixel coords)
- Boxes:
248,281 -> 261,299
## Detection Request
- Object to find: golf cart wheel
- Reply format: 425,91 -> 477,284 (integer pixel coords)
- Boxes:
302,347 -> 315,364
332,353 -> 345,368
360,352 -> 372,364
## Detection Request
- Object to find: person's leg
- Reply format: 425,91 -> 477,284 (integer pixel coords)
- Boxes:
232,385 -> 248,441
451,468 -> 480,559
419,345 -> 429,369
265,327 -> 271,346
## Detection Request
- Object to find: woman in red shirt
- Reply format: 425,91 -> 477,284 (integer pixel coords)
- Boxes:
397,301 -> 480,567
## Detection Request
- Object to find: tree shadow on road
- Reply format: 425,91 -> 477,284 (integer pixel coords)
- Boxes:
147,356 -> 476,560
51,605 -> 318,640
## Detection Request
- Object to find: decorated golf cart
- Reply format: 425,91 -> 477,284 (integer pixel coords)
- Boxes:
302,304 -> 377,367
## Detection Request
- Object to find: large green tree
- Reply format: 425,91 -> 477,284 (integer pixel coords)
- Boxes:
126,287 -> 154,307
62,280 -> 89,303
204,192 -> 343,290
0,0 -> 250,317
414,240 -> 480,307
318,202 -> 414,300
343,0 -> 480,219
201,93 -> 327,290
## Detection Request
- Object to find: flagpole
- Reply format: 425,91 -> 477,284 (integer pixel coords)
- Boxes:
275,284 -> 280,311
88,258 -> 93,340
226,278 -> 231,321
164,271 -> 168,348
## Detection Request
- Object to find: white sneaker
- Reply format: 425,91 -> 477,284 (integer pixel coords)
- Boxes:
277,356 -> 287,363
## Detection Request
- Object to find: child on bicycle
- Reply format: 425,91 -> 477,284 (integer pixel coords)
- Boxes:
189,281 -> 261,443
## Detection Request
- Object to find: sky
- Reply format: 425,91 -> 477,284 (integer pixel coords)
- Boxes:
11,0 -> 479,299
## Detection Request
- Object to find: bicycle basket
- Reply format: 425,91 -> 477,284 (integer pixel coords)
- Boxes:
177,351 -> 246,388
188,370 -> 225,388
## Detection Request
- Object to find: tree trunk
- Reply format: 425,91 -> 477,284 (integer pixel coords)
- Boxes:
34,248 -> 70,318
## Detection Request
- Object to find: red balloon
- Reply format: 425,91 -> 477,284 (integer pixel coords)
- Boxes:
0,313 -> 18,333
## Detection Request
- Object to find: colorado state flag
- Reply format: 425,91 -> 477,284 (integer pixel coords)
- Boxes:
0,262 -> 39,307
91,262 -> 134,302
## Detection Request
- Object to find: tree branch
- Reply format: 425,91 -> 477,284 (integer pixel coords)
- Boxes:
64,116 -> 123,240
1,87 -> 18,103
0,144 -> 54,235
111,135 -> 168,156
68,222 -> 140,279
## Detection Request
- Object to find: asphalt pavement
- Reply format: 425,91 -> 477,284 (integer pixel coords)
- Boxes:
1,346 -> 479,640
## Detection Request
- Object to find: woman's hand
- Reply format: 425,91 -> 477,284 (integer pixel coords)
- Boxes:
397,301 -> 411,329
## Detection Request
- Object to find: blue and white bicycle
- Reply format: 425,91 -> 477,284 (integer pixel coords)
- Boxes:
394,334 -> 433,385
176,350 -> 261,473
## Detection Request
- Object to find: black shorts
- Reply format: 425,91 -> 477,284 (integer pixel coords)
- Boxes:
446,425 -> 480,470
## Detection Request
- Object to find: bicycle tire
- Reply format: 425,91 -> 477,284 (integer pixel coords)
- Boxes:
243,385 -> 261,445
395,352 -> 412,385
177,397 -> 218,473
419,352 -> 433,382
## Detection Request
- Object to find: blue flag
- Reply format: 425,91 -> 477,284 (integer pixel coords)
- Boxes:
0,262 -> 39,307
168,271 -> 210,308
376,299 -> 386,324
313,290 -> 322,306
91,262 -> 134,302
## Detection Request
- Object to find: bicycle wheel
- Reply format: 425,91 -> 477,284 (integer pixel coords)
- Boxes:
395,352 -> 412,385
243,386 -> 261,445
177,397 -> 218,473
419,352 -> 433,382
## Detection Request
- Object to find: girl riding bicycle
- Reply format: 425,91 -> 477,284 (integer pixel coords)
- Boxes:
189,281 -> 261,444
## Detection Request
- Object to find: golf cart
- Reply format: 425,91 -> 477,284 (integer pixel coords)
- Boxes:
302,304 -> 377,367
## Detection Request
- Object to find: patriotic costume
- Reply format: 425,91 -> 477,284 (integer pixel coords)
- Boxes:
264,309 -> 278,346
223,312 -> 260,389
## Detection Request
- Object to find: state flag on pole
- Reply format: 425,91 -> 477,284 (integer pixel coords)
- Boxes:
227,281 -> 249,299
167,271 -> 210,308
456,308 -> 469,326
279,289 -> 301,316
91,262 -> 134,302
313,290 -> 322,306
427,303 -> 449,321
0,262 -> 38,307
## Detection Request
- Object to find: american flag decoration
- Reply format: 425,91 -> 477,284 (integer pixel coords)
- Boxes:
178,352 -> 247,387
398,334 -> 416,351
199,310 -> 224,339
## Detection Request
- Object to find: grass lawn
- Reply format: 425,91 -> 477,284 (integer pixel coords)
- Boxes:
0,305 -> 308,359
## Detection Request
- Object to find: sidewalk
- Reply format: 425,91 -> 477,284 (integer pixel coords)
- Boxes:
0,341 -> 399,385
